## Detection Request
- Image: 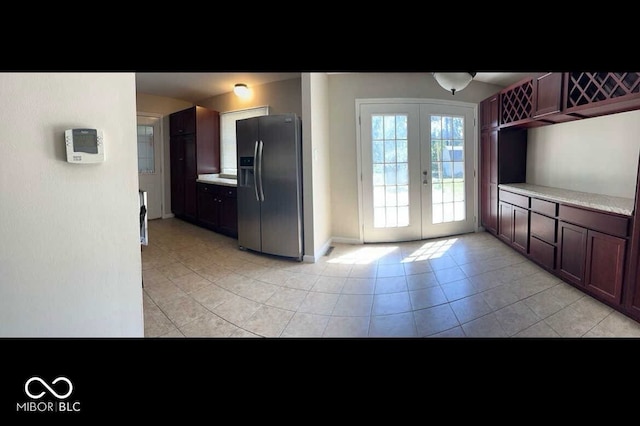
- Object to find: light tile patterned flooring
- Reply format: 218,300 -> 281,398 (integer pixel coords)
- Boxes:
142,218 -> 640,338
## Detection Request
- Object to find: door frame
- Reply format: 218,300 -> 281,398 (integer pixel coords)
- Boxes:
136,111 -> 165,220
355,98 -> 479,243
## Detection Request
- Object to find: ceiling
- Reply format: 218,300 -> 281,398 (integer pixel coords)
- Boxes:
135,72 -> 538,103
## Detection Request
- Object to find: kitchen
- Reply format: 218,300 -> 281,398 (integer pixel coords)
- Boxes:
137,72 -> 640,337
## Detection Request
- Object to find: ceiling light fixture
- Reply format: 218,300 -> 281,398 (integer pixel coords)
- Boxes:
234,83 -> 250,97
432,72 -> 477,95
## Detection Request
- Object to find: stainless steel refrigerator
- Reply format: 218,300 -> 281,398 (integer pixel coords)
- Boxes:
236,113 -> 303,260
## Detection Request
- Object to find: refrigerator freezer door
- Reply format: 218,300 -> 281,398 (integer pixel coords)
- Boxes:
259,114 -> 303,258
236,116 -> 262,252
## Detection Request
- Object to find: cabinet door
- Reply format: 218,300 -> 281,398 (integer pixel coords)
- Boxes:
170,136 -> 185,216
480,131 -> 494,233
219,187 -> 238,237
197,183 -> 219,228
512,205 -> 529,253
170,107 -> 196,136
533,72 -> 563,118
481,94 -> 499,130
584,230 -> 626,304
498,202 -> 513,244
557,221 -> 588,286
183,134 -> 198,221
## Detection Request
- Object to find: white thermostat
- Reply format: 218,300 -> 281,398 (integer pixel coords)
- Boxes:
65,128 -> 105,163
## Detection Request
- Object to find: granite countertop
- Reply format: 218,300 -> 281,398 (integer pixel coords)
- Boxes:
498,183 -> 635,216
196,174 -> 237,187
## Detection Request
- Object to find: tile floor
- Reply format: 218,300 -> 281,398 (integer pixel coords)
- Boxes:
142,217 -> 640,338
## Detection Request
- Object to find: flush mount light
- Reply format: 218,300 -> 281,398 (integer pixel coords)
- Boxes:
432,72 -> 477,95
234,83 -> 250,97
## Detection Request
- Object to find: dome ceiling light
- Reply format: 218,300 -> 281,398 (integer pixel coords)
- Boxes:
432,72 -> 477,95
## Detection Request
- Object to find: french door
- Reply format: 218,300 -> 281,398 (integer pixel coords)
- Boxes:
359,101 -> 476,243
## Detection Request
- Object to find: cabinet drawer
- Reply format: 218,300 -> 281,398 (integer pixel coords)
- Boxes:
499,190 -> 529,209
530,198 -> 557,217
529,236 -> 556,270
530,212 -> 557,244
558,204 -> 629,238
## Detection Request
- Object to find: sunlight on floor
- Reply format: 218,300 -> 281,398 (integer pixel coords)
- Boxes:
325,237 -> 459,265
327,246 -> 399,265
402,238 -> 458,262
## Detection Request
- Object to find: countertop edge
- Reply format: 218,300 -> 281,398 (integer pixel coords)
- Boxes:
499,183 -> 634,217
196,178 -> 237,188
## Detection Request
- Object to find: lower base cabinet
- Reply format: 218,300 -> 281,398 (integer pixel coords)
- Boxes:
196,183 -> 238,238
498,201 -> 529,254
557,221 -> 626,305
584,229 -> 626,304
495,188 -> 631,314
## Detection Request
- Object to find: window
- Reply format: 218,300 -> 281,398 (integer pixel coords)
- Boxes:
137,124 -> 155,173
220,106 -> 270,177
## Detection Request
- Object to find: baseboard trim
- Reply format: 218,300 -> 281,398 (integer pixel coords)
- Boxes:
330,236 -> 363,245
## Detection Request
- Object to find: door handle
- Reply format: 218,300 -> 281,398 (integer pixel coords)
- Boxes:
253,141 -> 260,202
257,140 -> 265,202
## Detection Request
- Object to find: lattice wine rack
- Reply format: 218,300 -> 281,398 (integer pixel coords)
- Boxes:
566,72 -> 640,109
501,79 -> 534,126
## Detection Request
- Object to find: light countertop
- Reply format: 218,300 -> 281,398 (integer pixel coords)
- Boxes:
499,183 -> 634,216
196,174 -> 237,187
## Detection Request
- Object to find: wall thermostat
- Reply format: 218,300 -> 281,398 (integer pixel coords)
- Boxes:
65,128 -> 105,163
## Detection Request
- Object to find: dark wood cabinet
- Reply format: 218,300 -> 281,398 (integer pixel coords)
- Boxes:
169,132 -> 202,221
512,205 -> 529,253
485,72 -> 640,132
169,106 -> 220,223
498,192 -> 529,254
557,216 -> 627,305
564,72 -> 640,118
218,187 -> 238,237
498,201 -> 513,243
500,78 -> 538,128
479,71 -> 640,322
557,221 -> 588,286
528,199 -> 559,271
170,107 -> 197,136
480,131 -> 497,234
585,230 -> 626,305
533,73 -> 562,118
197,182 -> 219,228
196,183 -> 237,238
480,94 -> 499,130
532,73 -> 580,124
479,124 -> 527,236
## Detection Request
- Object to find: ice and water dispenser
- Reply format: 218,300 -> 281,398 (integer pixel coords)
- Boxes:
238,156 -> 254,188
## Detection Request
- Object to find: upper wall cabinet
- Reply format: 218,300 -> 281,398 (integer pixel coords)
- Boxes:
486,72 -> 640,131
500,78 -> 535,128
480,94 -> 499,130
563,72 -> 640,118
532,73 -> 580,124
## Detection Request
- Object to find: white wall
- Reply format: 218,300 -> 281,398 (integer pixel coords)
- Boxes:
301,73 -> 332,262
527,109 -> 640,199
0,73 -> 144,337
328,73 -> 503,242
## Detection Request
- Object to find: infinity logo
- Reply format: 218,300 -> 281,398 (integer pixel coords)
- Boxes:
25,377 -> 73,400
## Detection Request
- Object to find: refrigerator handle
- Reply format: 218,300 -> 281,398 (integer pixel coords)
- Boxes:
253,140 -> 260,202
258,140 -> 265,202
